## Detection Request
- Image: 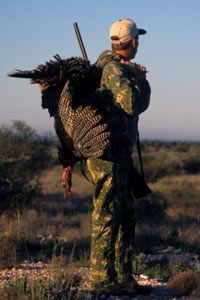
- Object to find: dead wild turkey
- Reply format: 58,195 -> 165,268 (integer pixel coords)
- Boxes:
8,55 -> 111,196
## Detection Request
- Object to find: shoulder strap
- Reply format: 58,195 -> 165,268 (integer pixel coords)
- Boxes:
95,50 -> 120,69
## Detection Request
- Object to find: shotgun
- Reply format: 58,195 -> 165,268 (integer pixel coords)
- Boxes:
73,22 -> 88,60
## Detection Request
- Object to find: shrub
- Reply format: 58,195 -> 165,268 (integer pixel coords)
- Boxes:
181,155 -> 200,173
0,272 -> 82,300
0,236 -> 17,269
133,140 -> 200,182
0,157 -> 39,214
168,270 -> 200,296
154,176 -> 200,219
0,121 -> 53,215
135,192 -> 168,225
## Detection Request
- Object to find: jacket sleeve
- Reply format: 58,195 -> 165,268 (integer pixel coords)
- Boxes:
100,61 -> 135,115
101,61 -> 151,116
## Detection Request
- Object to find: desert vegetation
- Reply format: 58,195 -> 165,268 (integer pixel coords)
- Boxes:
0,121 -> 200,299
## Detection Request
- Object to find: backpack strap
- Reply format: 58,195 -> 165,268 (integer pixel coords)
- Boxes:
136,133 -> 145,180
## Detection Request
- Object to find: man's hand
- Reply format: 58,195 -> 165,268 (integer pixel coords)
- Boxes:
133,63 -> 147,79
120,59 -> 147,79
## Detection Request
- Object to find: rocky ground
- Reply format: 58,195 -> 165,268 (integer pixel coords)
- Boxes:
0,264 -> 177,299
0,245 -> 200,299
80,270 -> 178,300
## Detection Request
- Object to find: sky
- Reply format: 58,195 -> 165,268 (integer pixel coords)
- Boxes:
0,0 -> 200,141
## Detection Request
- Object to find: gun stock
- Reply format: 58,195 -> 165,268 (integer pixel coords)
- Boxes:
129,164 -> 152,200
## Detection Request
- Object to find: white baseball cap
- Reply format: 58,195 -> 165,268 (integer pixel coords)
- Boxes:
109,18 -> 146,44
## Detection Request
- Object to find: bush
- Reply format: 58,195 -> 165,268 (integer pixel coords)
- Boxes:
0,121 -> 53,215
0,157 -> 39,214
0,272 -> 82,300
0,236 -> 17,269
168,270 -> 200,296
154,176 -> 200,219
181,155 -> 200,173
135,192 -> 168,225
132,140 -> 200,182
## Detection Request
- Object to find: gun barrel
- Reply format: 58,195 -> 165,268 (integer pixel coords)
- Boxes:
73,22 -> 88,61
7,70 -> 35,78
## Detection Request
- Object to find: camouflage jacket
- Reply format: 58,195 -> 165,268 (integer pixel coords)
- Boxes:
96,50 -> 151,159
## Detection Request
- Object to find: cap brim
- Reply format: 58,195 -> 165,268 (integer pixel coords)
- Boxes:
138,28 -> 147,35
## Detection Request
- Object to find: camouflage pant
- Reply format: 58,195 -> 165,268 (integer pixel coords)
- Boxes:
86,157 -> 135,288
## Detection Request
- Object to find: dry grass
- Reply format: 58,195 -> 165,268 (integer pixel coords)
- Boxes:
1,169 -> 200,262
0,159 -> 200,298
0,167 -> 93,266
0,270 -> 82,300
0,236 -> 17,269
134,174 -> 200,253
153,175 -> 200,251
168,270 -> 200,296
153,175 -> 200,219
39,164 -> 94,196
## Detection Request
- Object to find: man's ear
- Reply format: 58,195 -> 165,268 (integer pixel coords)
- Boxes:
133,36 -> 139,48
132,37 -> 136,48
